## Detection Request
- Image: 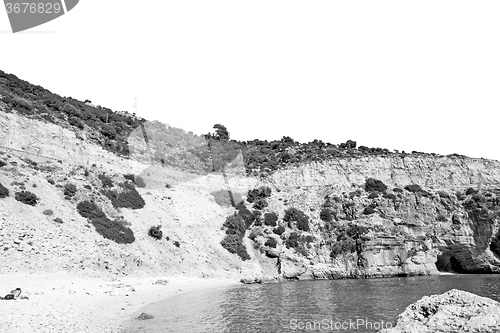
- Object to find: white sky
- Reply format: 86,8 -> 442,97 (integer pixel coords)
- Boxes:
1,1 -> 500,160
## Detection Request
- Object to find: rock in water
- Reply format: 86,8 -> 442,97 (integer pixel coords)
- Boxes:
380,289 -> 500,333
136,313 -> 154,320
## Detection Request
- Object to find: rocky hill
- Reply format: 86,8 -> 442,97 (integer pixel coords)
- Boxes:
1,70 -> 500,283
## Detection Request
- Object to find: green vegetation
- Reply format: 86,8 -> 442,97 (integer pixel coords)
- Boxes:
220,213 -> 251,260
104,187 -> 145,210
76,200 -> 135,244
283,208 -> 310,232
148,225 -> 163,240
364,178 -> 387,192
0,183 -> 9,198
14,191 -> 38,206
263,212 -> 278,227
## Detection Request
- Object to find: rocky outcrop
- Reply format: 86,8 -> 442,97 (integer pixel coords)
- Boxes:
380,289 -> 500,333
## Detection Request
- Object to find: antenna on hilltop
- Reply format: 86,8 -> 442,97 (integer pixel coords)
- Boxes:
133,98 -> 138,116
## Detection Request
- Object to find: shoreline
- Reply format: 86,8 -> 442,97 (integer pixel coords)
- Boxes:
0,272 -> 240,332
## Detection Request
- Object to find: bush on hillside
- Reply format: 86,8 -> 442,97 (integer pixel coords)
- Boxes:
320,208 -> 335,222
252,210 -> 262,226
123,174 -> 136,183
364,178 -> 388,192
220,234 -> 250,260
383,193 -> 397,200
253,199 -> 268,210
368,192 -> 379,199
148,225 -> 163,240
263,212 -> 278,227
0,183 -> 9,198
14,191 -> 38,206
273,225 -> 285,235
264,237 -> 278,248
64,183 -> 77,198
43,209 -> 54,216
105,188 -> 145,210
77,200 -> 106,219
237,206 -> 254,228
247,186 -> 272,203
98,174 -> 114,188
91,216 -> 135,244
223,214 -> 247,236
465,187 -> 478,196
76,200 -> 135,244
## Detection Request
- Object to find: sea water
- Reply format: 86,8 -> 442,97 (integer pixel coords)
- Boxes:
121,274 -> 500,333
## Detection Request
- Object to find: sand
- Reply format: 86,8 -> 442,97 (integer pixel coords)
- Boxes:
0,272 -> 239,332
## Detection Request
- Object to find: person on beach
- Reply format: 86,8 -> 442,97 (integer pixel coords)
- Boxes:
1,288 -> 21,300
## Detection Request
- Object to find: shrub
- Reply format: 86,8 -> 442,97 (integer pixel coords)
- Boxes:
47,178 -> 55,185
77,201 -> 106,219
53,217 -> 64,223
77,200 -> 135,244
105,188 -> 145,210
223,214 -> 246,236
285,232 -> 299,249
297,216 -> 310,232
237,206 -> 255,228
84,185 -> 92,190
465,187 -> 478,196
252,210 -> 262,226
220,234 -> 250,260
320,208 -> 335,222
98,174 -> 114,188
43,209 -> 54,216
148,225 -> 163,240
264,237 -> 278,248
393,187 -> 403,193
91,216 -> 135,244
15,191 -> 38,206
123,174 -> 135,183
383,193 -> 397,200
404,184 -> 423,193
0,183 -> 9,198
264,212 -> 278,227
367,192 -> 379,199
362,206 -> 376,215
364,178 -> 387,192
273,225 -> 285,235
173,240 -> 180,248
284,207 -> 307,222
64,183 -> 77,198
247,186 -> 272,203
253,199 -> 268,210
0,160 -> 5,167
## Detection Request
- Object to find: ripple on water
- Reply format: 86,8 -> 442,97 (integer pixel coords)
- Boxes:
121,274 -> 500,333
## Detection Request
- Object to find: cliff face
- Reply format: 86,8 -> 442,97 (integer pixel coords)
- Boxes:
1,110 -> 500,281
238,156 -> 500,282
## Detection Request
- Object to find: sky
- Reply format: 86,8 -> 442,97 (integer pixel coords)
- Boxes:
1,1 -> 500,160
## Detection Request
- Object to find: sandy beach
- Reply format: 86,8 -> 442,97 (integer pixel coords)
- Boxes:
0,273 -> 239,332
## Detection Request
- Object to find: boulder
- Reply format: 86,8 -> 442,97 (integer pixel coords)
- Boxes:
380,289 -> 500,333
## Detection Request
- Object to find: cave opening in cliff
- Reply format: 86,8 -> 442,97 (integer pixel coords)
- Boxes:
435,254 -> 467,273
490,237 -> 500,258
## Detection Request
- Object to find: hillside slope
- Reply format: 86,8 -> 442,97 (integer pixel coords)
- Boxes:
1,70 -> 500,282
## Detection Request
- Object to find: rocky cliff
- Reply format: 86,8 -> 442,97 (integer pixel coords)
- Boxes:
1,103 -> 500,282
380,289 -> 500,333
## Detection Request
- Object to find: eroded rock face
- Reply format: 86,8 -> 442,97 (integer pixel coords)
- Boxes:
379,289 -> 500,333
